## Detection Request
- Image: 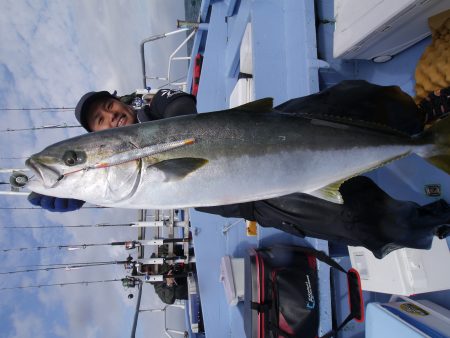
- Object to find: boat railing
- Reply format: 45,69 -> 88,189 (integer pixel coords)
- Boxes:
139,303 -> 188,338
140,27 -> 195,90
129,208 -> 195,337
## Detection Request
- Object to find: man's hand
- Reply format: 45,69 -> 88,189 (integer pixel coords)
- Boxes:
28,192 -> 85,212
166,270 -> 176,287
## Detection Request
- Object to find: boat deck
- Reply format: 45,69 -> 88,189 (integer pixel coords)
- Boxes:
186,1 -> 450,337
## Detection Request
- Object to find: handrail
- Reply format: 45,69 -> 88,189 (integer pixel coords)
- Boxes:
130,208 -> 194,337
140,23 -> 208,91
140,28 -> 192,88
167,29 -> 197,88
138,303 -> 188,338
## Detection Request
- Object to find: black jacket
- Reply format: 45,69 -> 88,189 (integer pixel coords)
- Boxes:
140,82 -> 449,258
152,262 -> 188,304
137,89 -> 197,122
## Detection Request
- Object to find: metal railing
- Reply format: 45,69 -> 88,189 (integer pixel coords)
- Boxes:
139,22 -> 208,90
130,208 -> 195,338
138,303 -> 188,338
140,28 -> 193,90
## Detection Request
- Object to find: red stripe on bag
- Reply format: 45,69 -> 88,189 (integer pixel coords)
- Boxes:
278,312 -> 295,337
307,254 -> 317,269
255,252 -> 265,338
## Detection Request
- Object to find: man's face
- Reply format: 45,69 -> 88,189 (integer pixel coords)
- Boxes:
86,97 -> 137,132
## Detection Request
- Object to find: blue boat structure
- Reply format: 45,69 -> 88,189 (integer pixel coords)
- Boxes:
135,0 -> 450,337
2,1 -> 450,337
133,0 -> 450,336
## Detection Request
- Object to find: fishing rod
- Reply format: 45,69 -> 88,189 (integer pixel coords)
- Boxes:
0,156 -> 28,160
16,255 -> 190,270
0,124 -> 81,132
16,260 -> 127,268
1,242 -> 116,253
0,206 -> 107,210
2,254 -> 191,275
0,220 -> 187,229
0,277 -> 126,292
0,107 -> 74,111
15,261 -> 123,268
0,273 -> 189,292
1,238 -> 189,253
0,222 -> 131,229
0,259 -> 129,275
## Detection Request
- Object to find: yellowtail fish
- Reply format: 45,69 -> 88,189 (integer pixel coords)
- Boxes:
25,99 -> 450,209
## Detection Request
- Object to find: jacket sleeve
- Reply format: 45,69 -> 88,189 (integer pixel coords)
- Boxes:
150,89 -> 197,119
153,283 -> 176,305
195,201 -> 256,220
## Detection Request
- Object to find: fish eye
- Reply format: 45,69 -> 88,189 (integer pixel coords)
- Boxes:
62,150 -> 86,166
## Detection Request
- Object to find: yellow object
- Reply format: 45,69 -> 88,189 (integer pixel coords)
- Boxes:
414,9 -> 450,103
246,220 -> 257,236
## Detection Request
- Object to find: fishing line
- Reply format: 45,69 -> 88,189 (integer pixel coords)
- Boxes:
1,124 -> 81,132
0,278 -> 124,291
0,156 -> 28,160
0,206 -> 107,210
0,107 -> 74,111
15,260 -> 124,268
0,222 -> 132,229
0,260 -> 128,275
1,242 -> 115,253
2,239 -> 188,254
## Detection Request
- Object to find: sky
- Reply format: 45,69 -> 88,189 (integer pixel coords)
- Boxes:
0,1 -> 191,337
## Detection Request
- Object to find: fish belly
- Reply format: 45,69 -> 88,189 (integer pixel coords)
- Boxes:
111,144 -> 413,209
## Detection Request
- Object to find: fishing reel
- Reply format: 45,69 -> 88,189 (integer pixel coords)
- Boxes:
10,171 -> 29,189
122,276 -> 140,288
125,241 -> 137,250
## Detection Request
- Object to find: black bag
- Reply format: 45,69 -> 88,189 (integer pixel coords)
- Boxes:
244,245 -> 364,338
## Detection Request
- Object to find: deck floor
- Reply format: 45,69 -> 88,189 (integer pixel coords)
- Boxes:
190,1 -> 450,337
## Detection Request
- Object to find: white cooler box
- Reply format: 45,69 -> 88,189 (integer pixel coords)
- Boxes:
366,296 -> 450,338
348,237 -> 450,295
333,0 -> 450,60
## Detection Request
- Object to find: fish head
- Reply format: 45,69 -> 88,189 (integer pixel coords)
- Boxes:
25,130 -> 141,204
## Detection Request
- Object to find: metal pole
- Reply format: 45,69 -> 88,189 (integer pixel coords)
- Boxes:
0,168 -> 28,173
130,281 -> 143,338
0,191 -> 29,196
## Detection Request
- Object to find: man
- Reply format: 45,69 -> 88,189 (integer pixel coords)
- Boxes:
78,88 -> 198,132
29,82 -> 450,258
127,247 -> 189,305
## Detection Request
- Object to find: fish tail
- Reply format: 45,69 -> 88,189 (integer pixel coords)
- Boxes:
422,116 -> 450,174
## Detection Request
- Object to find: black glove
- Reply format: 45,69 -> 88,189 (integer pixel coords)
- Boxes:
28,192 -> 85,212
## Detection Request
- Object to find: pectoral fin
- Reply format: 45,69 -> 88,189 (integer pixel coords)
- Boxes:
232,98 -> 274,113
147,158 -> 208,182
309,181 -> 345,204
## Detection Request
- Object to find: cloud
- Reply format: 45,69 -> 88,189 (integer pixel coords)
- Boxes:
9,310 -> 47,338
0,0 -> 189,337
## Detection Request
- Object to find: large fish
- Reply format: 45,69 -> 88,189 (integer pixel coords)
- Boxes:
25,99 -> 450,209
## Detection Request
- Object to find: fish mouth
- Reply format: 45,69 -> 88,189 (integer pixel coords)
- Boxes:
25,157 -> 62,188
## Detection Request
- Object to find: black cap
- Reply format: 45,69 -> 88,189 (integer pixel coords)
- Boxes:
75,91 -> 115,132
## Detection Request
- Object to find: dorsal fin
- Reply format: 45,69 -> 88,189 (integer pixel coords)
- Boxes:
232,98 -> 274,113
298,112 -> 411,138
